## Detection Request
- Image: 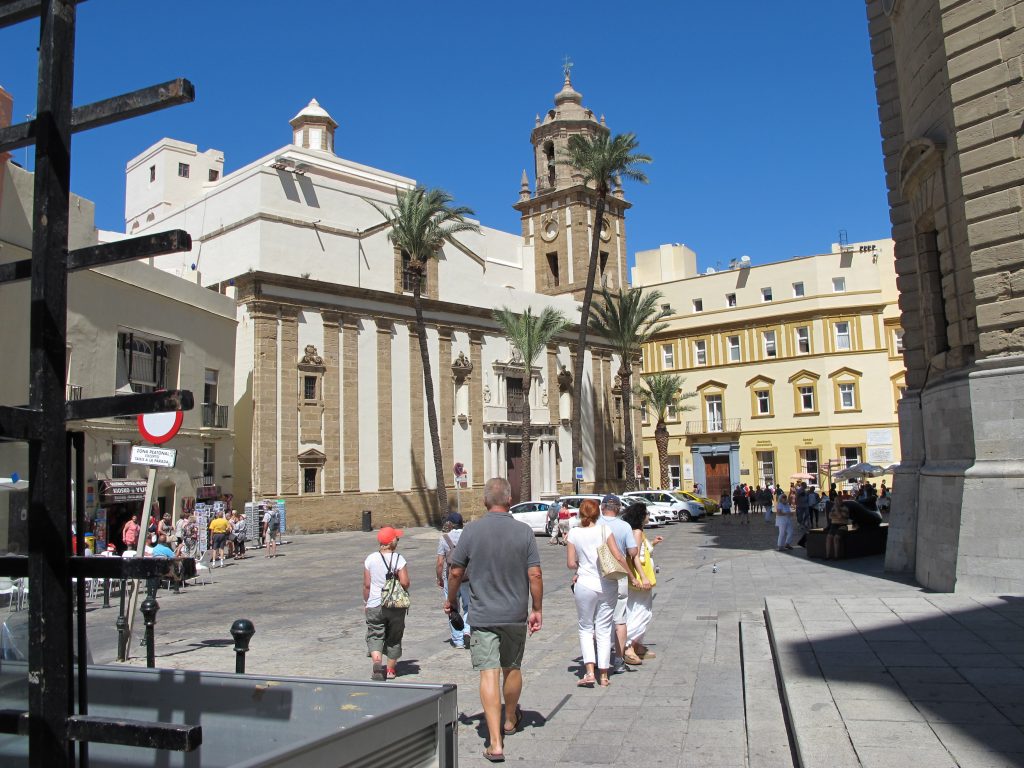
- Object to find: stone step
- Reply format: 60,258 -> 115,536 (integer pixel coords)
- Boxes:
740,617 -> 796,768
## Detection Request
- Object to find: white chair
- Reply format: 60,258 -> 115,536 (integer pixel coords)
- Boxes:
13,578 -> 28,611
0,578 -> 17,612
192,549 -> 213,586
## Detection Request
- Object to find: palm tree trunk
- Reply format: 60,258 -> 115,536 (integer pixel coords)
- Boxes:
412,273 -> 449,519
521,373 -> 532,502
619,365 -> 635,492
655,420 -> 670,490
570,192 -> 608,483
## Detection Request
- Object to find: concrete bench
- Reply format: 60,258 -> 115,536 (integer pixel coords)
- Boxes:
804,522 -> 889,559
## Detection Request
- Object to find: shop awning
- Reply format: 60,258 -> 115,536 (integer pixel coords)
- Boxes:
99,479 -> 148,503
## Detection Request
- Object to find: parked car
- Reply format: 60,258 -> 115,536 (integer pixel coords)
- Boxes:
509,500 -> 553,535
553,494 -> 603,534
675,490 -> 720,515
622,490 -> 705,522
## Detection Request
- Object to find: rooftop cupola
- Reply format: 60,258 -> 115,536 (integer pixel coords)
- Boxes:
289,98 -> 337,154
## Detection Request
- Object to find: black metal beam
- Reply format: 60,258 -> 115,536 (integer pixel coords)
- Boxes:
0,0 -> 85,30
0,709 -> 29,736
68,556 -> 196,581
0,556 -> 28,577
0,230 -> 193,286
66,389 -> 194,421
0,405 -> 41,441
66,716 -> 202,752
0,78 -> 195,154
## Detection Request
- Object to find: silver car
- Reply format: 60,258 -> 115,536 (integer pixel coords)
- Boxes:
622,490 -> 705,522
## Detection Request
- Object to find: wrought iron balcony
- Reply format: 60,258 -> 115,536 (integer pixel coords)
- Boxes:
66,384 -> 82,401
202,403 -> 229,428
685,418 -> 742,435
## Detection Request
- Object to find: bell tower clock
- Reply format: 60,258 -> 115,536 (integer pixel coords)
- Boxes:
513,66 -> 630,299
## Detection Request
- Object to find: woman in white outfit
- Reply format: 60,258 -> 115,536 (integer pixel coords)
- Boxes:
566,499 -> 627,687
775,489 -> 796,550
622,503 -> 663,665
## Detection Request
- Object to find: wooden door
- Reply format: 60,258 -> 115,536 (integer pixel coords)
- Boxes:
506,443 -> 523,505
704,456 -> 731,502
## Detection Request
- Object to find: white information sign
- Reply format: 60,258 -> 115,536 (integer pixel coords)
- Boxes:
867,445 -> 894,464
867,429 -> 893,446
130,445 -> 177,468
683,464 -> 694,480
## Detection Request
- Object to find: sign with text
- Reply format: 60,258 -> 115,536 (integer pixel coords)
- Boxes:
130,445 -> 177,468
867,428 -> 893,446
575,466 -> 584,481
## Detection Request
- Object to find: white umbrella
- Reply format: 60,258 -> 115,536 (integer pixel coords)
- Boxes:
833,462 -> 886,480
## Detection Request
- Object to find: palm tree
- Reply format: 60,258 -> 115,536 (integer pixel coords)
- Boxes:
493,306 -> 570,502
562,132 -> 651,478
590,287 -> 670,491
371,186 -> 480,518
636,373 -> 695,490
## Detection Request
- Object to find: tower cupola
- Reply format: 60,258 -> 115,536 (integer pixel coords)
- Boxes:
289,98 -> 338,153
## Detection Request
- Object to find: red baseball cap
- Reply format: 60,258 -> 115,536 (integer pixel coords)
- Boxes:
377,527 -> 403,545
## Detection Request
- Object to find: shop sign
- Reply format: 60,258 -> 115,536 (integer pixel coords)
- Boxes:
196,485 -> 221,500
99,479 -> 148,503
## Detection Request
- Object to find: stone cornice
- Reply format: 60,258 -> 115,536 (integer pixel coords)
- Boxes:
513,183 -> 632,215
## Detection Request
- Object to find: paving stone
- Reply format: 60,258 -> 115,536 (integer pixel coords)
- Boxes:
834,696 -> 925,722
853,744 -> 958,768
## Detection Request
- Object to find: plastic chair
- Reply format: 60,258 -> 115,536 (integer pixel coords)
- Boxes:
0,578 -> 17,612
192,549 -> 213,586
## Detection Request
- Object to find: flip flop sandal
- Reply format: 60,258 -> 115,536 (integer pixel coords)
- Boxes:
502,706 -> 523,735
482,749 -> 505,762
577,674 -> 596,688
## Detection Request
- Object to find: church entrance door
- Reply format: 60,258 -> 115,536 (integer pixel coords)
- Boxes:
506,443 -> 523,505
703,456 -> 731,502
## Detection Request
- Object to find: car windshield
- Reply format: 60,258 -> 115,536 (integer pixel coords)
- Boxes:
671,493 -> 694,503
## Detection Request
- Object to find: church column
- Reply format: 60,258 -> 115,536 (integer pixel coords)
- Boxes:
541,440 -> 551,494
377,320 -> 394,491
547,346 -> 560,424
488,438 -> 498,479
409,324 -> 426,488
439,327 -> 455,487
498,439 -> 506,479
342,316 -> 360,493
279,307 -> 299,495
250,302 -> 278,498
470,331 -> 484,487
322,312 -> 341,493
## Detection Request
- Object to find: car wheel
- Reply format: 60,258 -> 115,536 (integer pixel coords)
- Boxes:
680,511 -> 691,522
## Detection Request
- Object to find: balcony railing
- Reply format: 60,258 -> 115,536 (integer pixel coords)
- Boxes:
202,403 -> 229,428
66,384 -> 82,401
685,418 -> 742,435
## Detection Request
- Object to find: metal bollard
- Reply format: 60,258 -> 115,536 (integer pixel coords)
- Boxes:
230,619 -> 256,674
140,594 -> 159,668
361,510 -> 372,532
102,578 -> 111,609
115,580 -> 129,661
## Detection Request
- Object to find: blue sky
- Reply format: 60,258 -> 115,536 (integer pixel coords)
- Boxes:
1,1 -> 888,271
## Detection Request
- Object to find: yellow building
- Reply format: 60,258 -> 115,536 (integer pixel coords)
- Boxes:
631,239 -> 905,500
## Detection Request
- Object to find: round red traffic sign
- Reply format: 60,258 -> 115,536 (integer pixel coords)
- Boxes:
137,411 -> 183,445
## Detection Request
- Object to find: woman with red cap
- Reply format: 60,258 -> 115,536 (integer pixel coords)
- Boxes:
363,526 -> 411,680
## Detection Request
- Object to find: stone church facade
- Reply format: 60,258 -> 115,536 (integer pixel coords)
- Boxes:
125,78 -> 639,530
865,0 -> 1024,591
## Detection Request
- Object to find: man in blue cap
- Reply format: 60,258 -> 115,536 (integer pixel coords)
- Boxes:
437,511 -> 470,648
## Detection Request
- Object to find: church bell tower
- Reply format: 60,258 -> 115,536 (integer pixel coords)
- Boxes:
513,66 -> 630,298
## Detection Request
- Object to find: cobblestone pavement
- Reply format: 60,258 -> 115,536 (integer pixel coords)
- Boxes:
81,514 -> 928,766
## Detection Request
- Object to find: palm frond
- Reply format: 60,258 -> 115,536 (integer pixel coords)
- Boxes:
559,131 -> 652,192
636,372 -> 696,422
493,305 -> 571,371
369,185 -> 481,264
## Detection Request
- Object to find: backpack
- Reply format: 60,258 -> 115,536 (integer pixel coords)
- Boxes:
379,553 -> 411,609
442,533 -> 456,568
268,509 -> 280,530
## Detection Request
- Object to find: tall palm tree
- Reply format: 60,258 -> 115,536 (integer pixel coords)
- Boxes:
636,373 -> 695,490
493,306 -> 570,502
562,132 -> 651,478
371,186 -> 480,518
590,286 -> 670,491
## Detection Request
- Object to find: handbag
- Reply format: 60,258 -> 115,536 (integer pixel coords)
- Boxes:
596,525 -> 629,581
379,553 -> 411,609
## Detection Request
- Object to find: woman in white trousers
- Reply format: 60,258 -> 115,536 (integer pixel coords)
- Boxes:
566,499 -> 626,687
775,490 -> 796,550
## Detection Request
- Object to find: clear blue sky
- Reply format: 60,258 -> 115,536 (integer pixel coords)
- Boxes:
1,1 -> 888,271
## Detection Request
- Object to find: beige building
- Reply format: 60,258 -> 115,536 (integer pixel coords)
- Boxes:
631,239 -> 905,500
0,156 -> 237,552
865,0 -> 1024,591
123,77 -> 633,531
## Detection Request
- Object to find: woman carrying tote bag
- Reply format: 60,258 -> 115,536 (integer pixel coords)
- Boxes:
566,499 -> 627,688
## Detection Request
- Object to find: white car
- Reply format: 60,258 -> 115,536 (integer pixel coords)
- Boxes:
622,490 -> 705,522
509,501 -> 553,535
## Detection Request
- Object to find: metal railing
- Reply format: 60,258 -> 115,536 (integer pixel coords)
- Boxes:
685,418 -> 742,435
202,403 -> 228,428
66,383 -> 82,401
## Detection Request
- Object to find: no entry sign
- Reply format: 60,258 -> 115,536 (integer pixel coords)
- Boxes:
137,410 -> 183,445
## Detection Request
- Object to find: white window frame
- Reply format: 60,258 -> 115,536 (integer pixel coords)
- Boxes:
662,344 -> 675,369
756,389 -> 771,415
761,287 -> 773,302
792,281 -> 805,298
112,441 -> 132,480
726,293 -> 737,307
838,383 -> 856,409
694,340 -> 707,366
894,329 -> 904,354
692,298 -> 703,313
832,276 -> 846,293
727,335 -> 741,362
796,326 -> 810,354
799,385 -> 815,412
763,330 -> 777,358
835,321 -> 851,351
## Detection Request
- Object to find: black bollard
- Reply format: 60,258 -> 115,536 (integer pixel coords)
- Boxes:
115,581 -> 129,661
230,619 -> 256,674
102,578 -> 111,609
140,594 -> 159,668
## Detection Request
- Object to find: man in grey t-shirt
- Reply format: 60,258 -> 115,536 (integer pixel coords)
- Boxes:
447,478 -> 542,762
601,495 -> 638,673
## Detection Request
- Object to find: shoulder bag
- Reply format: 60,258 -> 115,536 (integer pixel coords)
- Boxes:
380,552 -> 411,609
596,525 -> 629,581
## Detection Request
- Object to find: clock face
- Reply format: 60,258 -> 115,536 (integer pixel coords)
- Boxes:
882,0 -> 899,16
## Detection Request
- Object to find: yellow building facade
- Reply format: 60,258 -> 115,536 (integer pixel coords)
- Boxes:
631,239 -> 905,500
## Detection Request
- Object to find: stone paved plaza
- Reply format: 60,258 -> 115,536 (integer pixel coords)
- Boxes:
73,516 -> 1024,766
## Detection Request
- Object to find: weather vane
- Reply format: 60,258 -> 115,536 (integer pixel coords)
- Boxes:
562,55 -> 574,80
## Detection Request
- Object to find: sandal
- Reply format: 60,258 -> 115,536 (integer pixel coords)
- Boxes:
386,669 -> 396,680
577,673 -> 596,688
371,664 -> 385,681
599,675 -> 610,687
483,748 -> 505,763
502,705 -> 523,735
